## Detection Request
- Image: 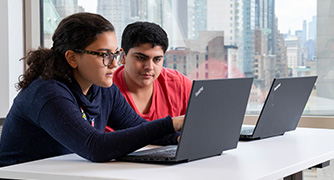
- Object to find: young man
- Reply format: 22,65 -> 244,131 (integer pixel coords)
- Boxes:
113,21 -> 192,121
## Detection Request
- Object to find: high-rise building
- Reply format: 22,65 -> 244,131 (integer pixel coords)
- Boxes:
254,0 -> 289,89
306,16 -> 317,59
308,16 -> 317,41
296,29 -> 307,66
187,0 -> 207,40
51,0 -> 83,18
166,31 -> 224,78
239,0 -> 256,77
165,47 -> 203,76
207,0 -> 233,45
302,20 -> 307,45
255,0 -> 276,55
97,0 -> 131,42
305,39 -> 316,60
285,36 -> 301,77
275,32 -> 288,78
96,0 -> 189,48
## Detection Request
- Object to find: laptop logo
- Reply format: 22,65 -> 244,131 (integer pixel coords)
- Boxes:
274,83 -> 281,91
195,86 -> 204,97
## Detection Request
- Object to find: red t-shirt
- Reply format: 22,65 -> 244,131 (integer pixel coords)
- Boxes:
113,66 -> 193,121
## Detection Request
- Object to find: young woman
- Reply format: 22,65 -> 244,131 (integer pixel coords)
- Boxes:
0,12 -> 183,167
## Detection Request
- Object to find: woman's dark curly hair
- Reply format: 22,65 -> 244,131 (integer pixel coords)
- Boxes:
17,12 -> 115,90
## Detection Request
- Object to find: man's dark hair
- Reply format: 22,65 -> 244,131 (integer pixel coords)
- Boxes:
121,21 -> 168,54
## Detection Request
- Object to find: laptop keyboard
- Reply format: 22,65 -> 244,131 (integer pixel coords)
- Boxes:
134,146 -> 177,158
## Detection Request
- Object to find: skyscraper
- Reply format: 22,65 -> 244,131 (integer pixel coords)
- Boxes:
255,0 -> 276,55
97,0 -> 131,42
285,36 -> 301,76
308,16 -> 317,41
188,0 -> 207,40
207,0 -> 235,45
302,20 -> 307,45
239,0 -> 256,77
51,0 -> 83,18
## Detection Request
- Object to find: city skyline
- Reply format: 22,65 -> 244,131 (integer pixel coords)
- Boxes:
275,0 -> 316,34
78,0 -> 317,36
42,0 -> 334,115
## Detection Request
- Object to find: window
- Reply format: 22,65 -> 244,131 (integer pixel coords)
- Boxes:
39,0 -> 334,117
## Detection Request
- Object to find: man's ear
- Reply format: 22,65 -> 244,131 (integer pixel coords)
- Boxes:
120,48 -> 126,64
65,50 -> 79,68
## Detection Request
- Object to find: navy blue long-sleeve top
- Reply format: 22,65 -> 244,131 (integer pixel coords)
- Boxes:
0,78 -> 178,167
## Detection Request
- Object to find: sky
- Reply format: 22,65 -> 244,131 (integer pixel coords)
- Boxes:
275,0 -> 317,34
78,0 -> 317,35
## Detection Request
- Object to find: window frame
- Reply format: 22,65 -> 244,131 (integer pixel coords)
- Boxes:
28,0 -> 334,128
24,0 -> 42,56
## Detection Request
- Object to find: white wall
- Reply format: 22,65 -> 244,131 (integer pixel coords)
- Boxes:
0,0 -> 24,117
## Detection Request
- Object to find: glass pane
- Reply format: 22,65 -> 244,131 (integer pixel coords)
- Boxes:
42,0 -> 334,116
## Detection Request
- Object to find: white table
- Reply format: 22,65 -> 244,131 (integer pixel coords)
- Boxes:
1,128 -> 334,180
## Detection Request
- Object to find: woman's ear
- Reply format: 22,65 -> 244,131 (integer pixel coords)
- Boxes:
65,50 -> 78,68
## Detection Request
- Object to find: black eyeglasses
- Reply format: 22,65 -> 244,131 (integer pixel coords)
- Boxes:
73,49 -> 123,66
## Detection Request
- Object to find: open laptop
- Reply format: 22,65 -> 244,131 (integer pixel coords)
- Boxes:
240,76 -> 317,141
118,77 -> 253,163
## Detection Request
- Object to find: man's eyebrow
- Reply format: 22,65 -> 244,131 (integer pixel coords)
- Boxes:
134,52 -> 164,58
133,52 -> 149,58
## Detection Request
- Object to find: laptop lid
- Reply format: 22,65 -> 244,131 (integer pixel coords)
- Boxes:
119,78 -> 253,163
174,77 -> 253,162
244,76 -> 317,140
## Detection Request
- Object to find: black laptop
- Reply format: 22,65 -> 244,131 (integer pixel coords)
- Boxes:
118,78 -> 253,163
240,76 -> 317,141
